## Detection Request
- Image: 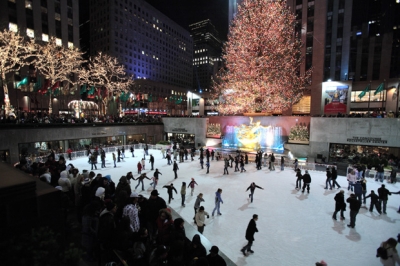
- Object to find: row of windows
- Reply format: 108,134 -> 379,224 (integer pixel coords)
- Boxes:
8,23 -> 74,48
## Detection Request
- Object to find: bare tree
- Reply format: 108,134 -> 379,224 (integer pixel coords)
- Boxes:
0,30 -> 34,115
79,52 -> 133,115
32,37 -> 84,114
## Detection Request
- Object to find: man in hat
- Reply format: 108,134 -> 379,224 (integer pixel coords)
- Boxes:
332,190 -> 346,220
123,192 -> 140,232
241,214 -> 259,256
206,246 -> 227,266
146,190 -> 167,240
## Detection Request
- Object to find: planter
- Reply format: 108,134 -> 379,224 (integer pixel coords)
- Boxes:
288,140 -> 309,145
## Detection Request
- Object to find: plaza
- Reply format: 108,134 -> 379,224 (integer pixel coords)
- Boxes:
67,148 -> 400,266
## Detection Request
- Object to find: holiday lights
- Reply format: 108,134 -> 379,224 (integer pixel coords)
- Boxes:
0,30 -> 33,114
79,52 -> 134,115
32,37 -> 84,114
213,0 -> 312,115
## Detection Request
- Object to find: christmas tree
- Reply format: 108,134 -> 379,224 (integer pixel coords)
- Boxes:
213,0 -> 312,114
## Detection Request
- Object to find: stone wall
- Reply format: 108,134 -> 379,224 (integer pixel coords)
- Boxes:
0,124 -> 164,163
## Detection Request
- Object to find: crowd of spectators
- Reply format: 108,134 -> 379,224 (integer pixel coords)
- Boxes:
0,112 -> 164,125
15,151 -> 227,266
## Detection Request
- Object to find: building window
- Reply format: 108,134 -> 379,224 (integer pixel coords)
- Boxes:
9,22 -> 18,32
42,33 -> 49,42
26,28 -> 34,38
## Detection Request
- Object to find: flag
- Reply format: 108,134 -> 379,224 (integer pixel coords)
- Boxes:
80,84 -> 87,95
88,86 -> 95,95
358,84 -> 370,99
33,76 -> 42,92
148,94 -> 153,102
16,77 -> 29,88
374,83 -> 384,95
51,81 -> 60,91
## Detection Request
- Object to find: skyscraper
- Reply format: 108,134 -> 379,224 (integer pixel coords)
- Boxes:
189,20 -> 223,93
0,0 -> 80,48
89,0 -> 194,115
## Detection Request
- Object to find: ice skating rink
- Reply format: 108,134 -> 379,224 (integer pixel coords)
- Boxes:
70,149 -> 400,266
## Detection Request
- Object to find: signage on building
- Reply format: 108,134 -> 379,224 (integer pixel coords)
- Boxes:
171,128 -> 188,133
346,136 -> 387,144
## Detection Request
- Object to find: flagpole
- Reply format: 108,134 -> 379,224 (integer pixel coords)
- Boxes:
396,80 -> 400,118
368,81 -> 371,115
382,79 -> 386,111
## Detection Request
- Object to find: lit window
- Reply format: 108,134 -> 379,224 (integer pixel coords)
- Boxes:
68,42 -> 74,48
42,33 -> 49,42
56,38 -> 62,46
26,28 -> 34,38
9,23 -> 18,32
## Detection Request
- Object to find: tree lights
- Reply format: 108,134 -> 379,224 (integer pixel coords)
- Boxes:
213,0 -> 312,115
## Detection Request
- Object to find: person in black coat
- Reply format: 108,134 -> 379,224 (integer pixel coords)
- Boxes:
146,190 -> 167,240
206,246 -> 227,266
163,183 -> 178,204
241,214 -> 259,256
346,193 -> 361,228
377,184 -> 391,214
365,190 -> 381,214
173,160 -> 179,179
295,169 -> 302,190
331,166 -> 341,188
301,170 -> 312,193
325,167 -> 332,190
332,190 -> 346,220
149,154 -> 155,170
245,182 -> 264,203
186,234 -> 207,264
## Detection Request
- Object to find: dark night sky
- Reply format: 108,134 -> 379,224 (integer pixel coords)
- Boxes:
145,0 -> 229,40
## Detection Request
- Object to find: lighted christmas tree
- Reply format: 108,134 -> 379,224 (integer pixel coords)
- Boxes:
213,0 -> 312,114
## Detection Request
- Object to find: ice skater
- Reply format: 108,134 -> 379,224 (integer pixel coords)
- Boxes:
163,183 -> 177,204
188,178 -> 198,196
346,193 -> 361,228
295,168 -> 302,190
193,193 -> 205,222
241,214 -> 259,256
173,160 -> 179,179
331,166 -> 341,189
246,182 -> 264,203
206,160 -> 210,174
181,182 -> 186,207
332,190 -> 346,220
365,190 -> 381,214
212,188 -> 223,216
324,167 -> 332,190
135,173 -> 151,191
301,170 -> 312,193
195,206 -> 210,234
223,158 -> 229,175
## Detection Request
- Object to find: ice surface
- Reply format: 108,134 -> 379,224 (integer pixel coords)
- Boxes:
70,149 -> 400,266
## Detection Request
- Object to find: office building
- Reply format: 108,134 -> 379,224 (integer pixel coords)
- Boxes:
89,0 -> 193,115
0,0 -> 80,48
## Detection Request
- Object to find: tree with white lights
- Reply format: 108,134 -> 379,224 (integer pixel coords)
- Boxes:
32,37 -> 84,114
0,30 -> 33,114
213,0 -> 312,114
79,52 -> 133,115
